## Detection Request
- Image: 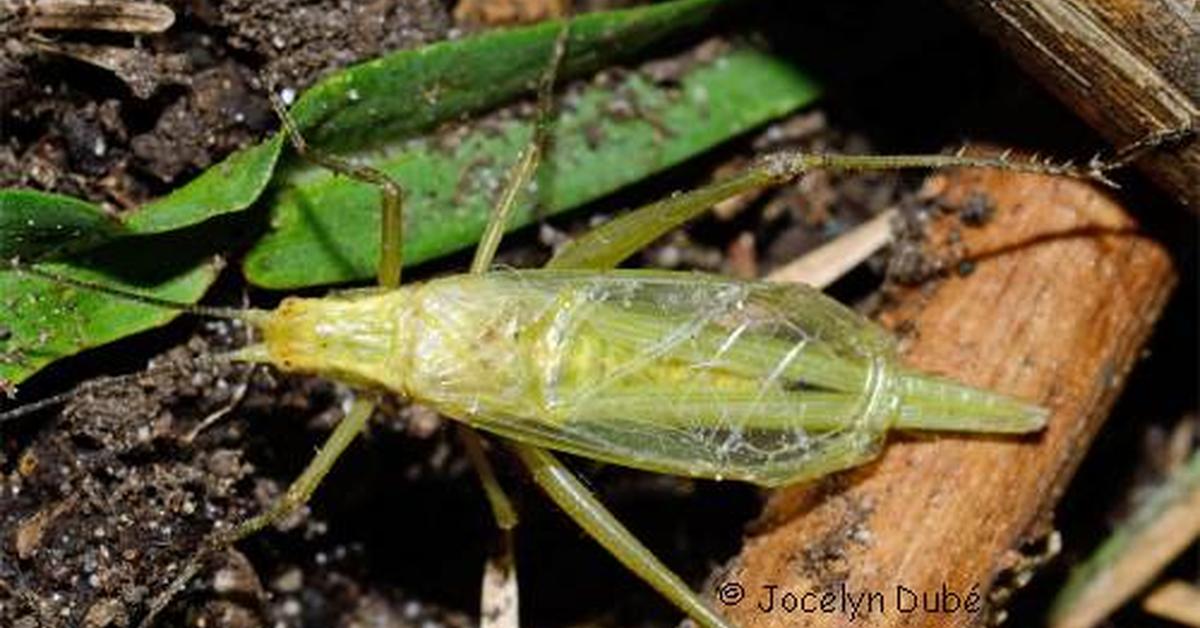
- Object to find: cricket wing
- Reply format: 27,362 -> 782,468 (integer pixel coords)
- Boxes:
411,270 -> 899,487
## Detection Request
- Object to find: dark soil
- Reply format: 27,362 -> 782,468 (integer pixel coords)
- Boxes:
2,1 -> 1195,628
1,0 -> 449,208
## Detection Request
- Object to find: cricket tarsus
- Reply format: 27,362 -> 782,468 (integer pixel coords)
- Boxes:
1093,122 -> 1197,173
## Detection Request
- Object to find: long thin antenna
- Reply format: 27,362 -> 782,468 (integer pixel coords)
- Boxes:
0,389 -> 77,424
0,352 -> 238,426
7,258 -> 266,324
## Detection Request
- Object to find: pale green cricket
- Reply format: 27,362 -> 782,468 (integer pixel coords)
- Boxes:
8,13 -> 1110,628
246,265 -> 1046,487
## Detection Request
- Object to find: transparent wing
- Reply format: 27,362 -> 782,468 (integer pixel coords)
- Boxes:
408,269 -> 898,486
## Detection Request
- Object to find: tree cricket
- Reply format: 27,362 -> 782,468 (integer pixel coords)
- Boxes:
2,11 -> 1137,628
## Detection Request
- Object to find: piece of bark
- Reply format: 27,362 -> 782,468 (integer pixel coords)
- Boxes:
454,0 -> 565,25
766,208 -> 895,288
714,166 -> 1177,627
13,0 -> 176,33
954,0 -> 1199,210
1143,581 -> 1200,626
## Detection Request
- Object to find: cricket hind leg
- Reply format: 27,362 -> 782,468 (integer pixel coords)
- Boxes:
548,129 -> 1191,273
547,149 -> 1131,271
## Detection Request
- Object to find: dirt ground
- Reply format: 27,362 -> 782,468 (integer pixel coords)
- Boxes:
1,1 -> 1196,627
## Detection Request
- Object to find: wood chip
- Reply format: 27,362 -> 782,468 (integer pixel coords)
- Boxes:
20,0 -> 175,33
1144,580 -> 1200,627
767,208 -> 895,288
715,164 -> 1176,627
455,0 -> 566,26
1050,450 -> 1200,628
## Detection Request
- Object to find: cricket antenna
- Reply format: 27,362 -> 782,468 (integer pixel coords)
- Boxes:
0,389 -> 78,425
6,257 -> 269,326
0,351 -> 238,426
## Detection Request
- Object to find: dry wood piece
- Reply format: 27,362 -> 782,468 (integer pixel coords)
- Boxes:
1143,580 -> 1200,627
767,208 -> 895,288
955,0 -> 1199,210
714,165 -> 1177,627
11,0 -> 175,33
1049,450 -> 1200,628
454,0 -> 566,25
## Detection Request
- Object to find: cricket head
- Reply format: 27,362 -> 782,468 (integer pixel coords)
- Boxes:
242,291 -> 409,393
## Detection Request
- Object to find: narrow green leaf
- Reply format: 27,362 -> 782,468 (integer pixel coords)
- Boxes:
289,0 -> 725,150
123,137 -> 285,233
245,46 -> 819,288
0,189 -> 124,260
126,0 -> 725,235
1050,451 -> 1200,625
0,234 -> 221,385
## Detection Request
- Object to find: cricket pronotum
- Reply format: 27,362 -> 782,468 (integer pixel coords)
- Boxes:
2,11 -> 1135,628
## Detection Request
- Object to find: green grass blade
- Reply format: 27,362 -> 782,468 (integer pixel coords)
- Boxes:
123,137 -> 286,233
5,0 -> 726,245
125,0 -> 725,234
1050,451 -> 1200,627
288,0 -> 726,151
245,46 -> 819,288
0,189 -> 125,260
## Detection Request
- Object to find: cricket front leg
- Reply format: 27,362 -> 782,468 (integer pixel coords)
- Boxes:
269,92 -> 405,289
